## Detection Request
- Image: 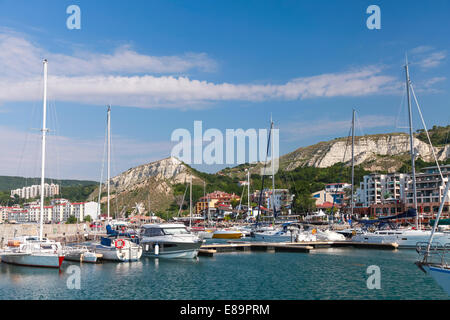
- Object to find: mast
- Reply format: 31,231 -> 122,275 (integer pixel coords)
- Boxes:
271,118 -> 276,223
39,59 -> 48,242
405,59 -> 419,229
351,109 -> 355,219
107,105 -> 111,221
247,168 -> 250,217
189,176 -> 192,228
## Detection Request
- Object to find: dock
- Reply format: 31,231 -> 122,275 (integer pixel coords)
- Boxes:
199,240 -> 398,257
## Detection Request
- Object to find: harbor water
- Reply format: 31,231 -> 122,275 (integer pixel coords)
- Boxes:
0,246 -> 448,300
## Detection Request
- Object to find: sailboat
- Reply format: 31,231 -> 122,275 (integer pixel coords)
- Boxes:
89,106 -> 143,262
351,57 -> 450,248
0,60 -> 65,268
416,181 -> 450,294
252,118 -> 293,242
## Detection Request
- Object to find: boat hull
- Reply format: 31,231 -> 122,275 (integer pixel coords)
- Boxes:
92,245 -> 142,262
1,253 -> 64,268
212,231 -> 242,239
141,241 -> 202,259
352,232 -> 450,248
423,265 -> 450,295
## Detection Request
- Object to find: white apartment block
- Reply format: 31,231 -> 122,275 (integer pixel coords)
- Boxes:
357,173 -> 411,207
10,183 -> 60,200
406,165 -> 450,207
0,199 -> 99,223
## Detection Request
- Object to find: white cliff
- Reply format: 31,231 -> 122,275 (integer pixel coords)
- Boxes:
282,133 -> 449,171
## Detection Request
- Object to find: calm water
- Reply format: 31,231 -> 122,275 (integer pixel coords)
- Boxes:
0,246 -> 448,300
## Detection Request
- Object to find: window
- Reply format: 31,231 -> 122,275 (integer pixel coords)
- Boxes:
163,227 -> 189,235
144,228 -> 164,237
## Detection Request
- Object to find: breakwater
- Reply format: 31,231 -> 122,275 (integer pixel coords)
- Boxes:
0,223 -> 99,245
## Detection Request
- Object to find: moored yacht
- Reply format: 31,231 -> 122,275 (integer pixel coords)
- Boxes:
140,223 -> 203,259
352,228 -> 450,248
1,236 -> 64,268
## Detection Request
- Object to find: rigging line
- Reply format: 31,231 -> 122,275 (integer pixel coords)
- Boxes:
177,179 -> 189,217
256,120 -> 272,226
409,83 -> 444,181
97,122 -> 108,219
395,86 -> 408,129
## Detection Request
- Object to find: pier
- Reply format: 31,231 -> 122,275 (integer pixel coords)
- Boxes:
199,240 -> 398,256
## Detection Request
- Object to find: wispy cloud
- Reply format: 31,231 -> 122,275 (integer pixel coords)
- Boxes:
282,115 -> 395,142
0,125 -> 175,180
0,31 -> 218,78
410,46 -> 447,69
0,30 -> 399,108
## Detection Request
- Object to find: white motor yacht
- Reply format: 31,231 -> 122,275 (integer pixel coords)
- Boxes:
140,223 -> 203,259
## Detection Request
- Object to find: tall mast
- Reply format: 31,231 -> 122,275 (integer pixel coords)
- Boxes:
107,105 -> 111,220
39,59 -> 48,241
351,109 -> 355,218
247,168 -> 250,217
405,59 -> 419,229
271,118 -> 276,222
189,176 -> 192,228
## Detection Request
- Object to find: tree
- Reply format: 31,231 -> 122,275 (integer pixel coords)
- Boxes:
66,215 -> 77,224
84,215 -> 92,222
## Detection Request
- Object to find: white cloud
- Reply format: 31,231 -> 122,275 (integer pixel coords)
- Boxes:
0,68 -> 397,108
0,125 -> 175,180
0,31 -> 217,79
0,30 -> 399,108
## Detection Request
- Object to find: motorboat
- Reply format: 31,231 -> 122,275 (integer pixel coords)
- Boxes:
0,236 -> 64,268
252,228 -> 292,242
212,229 -> 243,239
90,237 -> 142,262
140,223 -> 203,259
63,245 -> 102,263
315,229 -> 346,241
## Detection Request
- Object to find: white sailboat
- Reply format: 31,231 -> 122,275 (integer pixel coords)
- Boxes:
351,58 -> 450,248
89,106 -> 142,262
0,60 -> 65,268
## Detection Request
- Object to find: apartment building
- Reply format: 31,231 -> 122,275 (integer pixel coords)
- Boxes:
10,183 -> 60,199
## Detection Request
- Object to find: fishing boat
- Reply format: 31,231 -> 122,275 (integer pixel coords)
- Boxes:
0,60 -> 64,268
140,223 -> 203,259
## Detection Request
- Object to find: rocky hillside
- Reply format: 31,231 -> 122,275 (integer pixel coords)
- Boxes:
280,132 -> 449,173
88,157 -> 203,215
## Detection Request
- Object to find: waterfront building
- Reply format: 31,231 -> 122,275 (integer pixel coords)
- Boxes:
405,165 -> 450,220
10,183 -> 60,199
0,200 -> 99,223
357,173 -> 411,207
251,189 -> 293,211
195,191 -> 240,215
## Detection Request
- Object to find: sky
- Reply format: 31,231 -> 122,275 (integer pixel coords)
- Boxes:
0,0 -> 449,181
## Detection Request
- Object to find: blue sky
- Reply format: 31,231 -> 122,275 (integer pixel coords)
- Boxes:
0,0 -> 448,180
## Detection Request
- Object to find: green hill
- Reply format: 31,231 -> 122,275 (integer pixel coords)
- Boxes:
0,176 -> 97,192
